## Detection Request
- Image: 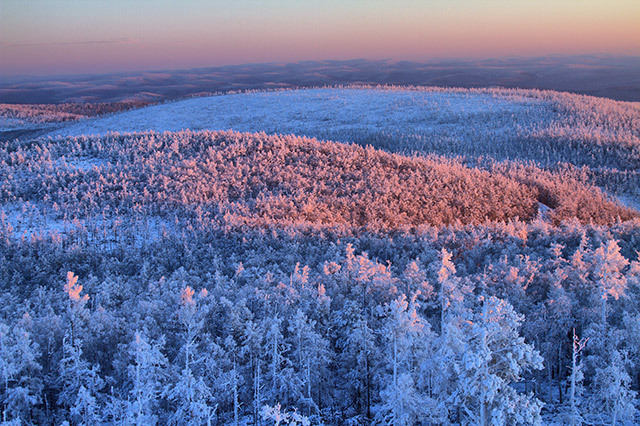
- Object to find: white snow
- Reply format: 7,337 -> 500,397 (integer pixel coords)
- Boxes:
45,88 -> 552,146
66,156 -> 109,171
1,201 -> 169,247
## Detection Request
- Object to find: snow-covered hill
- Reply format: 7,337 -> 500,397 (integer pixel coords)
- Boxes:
44,86 -> 640,177
39,86 -> 640,208
47,87 -> 549,145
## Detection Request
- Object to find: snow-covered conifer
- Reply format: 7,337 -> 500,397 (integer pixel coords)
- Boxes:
374,294 -> 436,425
125,331 -> 167,425
58,272 -> 105,424
0,315 -> 42,423
452,296 -> 544,425
592,240 -> 629,330
167,286 -> 214,425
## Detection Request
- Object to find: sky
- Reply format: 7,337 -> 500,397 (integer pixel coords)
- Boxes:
1,0 -> 639,77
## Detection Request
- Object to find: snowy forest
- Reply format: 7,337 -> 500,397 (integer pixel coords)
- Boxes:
1,86 -> 640,425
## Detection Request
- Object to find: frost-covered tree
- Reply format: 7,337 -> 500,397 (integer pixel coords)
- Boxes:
242,319 -> 265,425
333,300 -> 377,421
167,286 -> 215,425
452,296 -> 544,425
621,313 -> 640,397
287,309 -> 328,416
374,294 -> 436,425
437,248 -> 459,327
580,241 -> 637,423
57,272 -> 104,425
260,403 -> 310,426
0,314 -> 42,424
264,315 -> 286,407
125,331 -> 167,426
401,260 -> 433,299
537,268 -> 573,404
566,329 -> 587,426
591,348 -> 637,425
592,240 -> 629,330
430,251 -> 473,422
238,318 -> 261,423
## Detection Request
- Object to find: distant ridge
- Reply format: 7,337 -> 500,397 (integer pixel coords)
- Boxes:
2,55 -> 639,103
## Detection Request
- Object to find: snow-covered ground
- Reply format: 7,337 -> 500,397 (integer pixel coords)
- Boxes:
45,88 -> 552,147
1,200 -> 170,248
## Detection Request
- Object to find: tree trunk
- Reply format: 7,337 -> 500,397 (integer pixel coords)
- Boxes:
558,343 -> 563,404
393,334 -> 397,389
570,341 -> 577,426
307,358 -> 311,416
253,358 -> 260,425
480,299 -> 488,426
601,296 -> 607,332
233,358 -> 239,426
548,362 -> 553,403
272,331 -> 278,401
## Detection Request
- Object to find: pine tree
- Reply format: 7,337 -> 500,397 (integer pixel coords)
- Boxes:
436,248 -> 469,329
57,272 -> 104,425
567,329 -> 587,426
591,348 -> 637,425
286,308 -> 329,416
242,319 -> 265,426
333,300 -> 377,421
0,314 -> 42,423
592,240 -> 629,330
126,331 -> 167,426
264,315 -> 287,407
167,286 -> 214,425
452,296 -> 544,425
374,294 -> 435,425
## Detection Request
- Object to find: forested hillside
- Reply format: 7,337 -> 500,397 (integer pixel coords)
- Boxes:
1,87 -> 639,425
0,101 -> 151,128
44,86 -> 640,202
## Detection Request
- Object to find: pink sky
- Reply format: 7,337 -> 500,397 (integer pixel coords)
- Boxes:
1,0 -> 639,76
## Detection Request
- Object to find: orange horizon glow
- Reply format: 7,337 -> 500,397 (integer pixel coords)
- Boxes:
1,0 -> 639,77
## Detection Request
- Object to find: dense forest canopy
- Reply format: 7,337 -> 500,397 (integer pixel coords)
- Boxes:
1,87 -> 639,425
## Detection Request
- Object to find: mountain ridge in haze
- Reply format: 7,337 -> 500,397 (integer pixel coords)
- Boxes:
1,55 -> 639,104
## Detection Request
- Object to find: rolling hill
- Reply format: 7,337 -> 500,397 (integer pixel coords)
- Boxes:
39,86 -> 640,202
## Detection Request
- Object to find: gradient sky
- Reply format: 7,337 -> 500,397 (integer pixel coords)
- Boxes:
1,0 -> 639,77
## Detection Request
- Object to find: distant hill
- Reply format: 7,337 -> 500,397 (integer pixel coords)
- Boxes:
1,55 -> 639,103
3,86 -> 639,220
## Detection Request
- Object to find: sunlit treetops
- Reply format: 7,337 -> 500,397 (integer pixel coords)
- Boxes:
1,130 -> 636,234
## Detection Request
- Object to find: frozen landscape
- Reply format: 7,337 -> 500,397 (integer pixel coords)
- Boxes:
1,85 -> 640,425
4,0 -> 640,421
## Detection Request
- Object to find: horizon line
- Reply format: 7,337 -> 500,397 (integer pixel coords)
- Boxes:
2,53 -> 639,83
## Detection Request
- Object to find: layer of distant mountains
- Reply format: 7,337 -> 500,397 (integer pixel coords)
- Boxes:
2,55 -> 639,104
